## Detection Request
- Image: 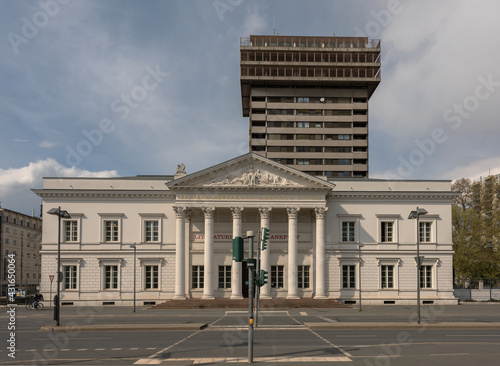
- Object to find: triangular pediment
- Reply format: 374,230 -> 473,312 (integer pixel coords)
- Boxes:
166,153 -> 335,191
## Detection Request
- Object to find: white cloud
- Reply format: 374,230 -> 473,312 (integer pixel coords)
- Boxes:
241,5 -> 267,36
0,159 -> 118,214
438,156 -> 500,182
369,0 -> 500,178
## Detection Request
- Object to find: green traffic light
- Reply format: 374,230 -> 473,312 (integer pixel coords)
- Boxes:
259,269 -> 268,287
261,227 -> 270,251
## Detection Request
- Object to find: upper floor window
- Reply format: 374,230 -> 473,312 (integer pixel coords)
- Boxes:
342,221 -> 355,242
145,220 -> 159,242
64,220 -> 78,242
381,222 -> 394,243
104,221 -> 119,242
419,222 -> 432,243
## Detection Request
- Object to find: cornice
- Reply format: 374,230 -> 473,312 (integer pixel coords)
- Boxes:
33,189 -> 175,200
329,191 -> 457,201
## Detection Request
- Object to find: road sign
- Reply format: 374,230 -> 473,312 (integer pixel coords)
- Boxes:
49,275 -> 54,283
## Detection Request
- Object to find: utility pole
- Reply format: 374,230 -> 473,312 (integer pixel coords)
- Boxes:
247,231 -> 255,363
255,229 -> 260,329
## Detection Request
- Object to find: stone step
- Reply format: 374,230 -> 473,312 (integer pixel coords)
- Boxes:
150,298 -> 349,309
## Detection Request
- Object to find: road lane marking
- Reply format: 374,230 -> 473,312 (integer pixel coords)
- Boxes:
300,311 -> 308,316
145,314 -> 227,361
134,356 -> 351,364
446,334 -> 500,337
429,353 -> 470,356
287,312 -> 352,359
336,335 -> 376,337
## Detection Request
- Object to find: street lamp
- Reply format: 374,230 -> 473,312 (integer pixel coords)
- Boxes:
47,207 -> 71,327
408,207 -> 428,324
358,242 -> 364,311
129,244 -> 136,312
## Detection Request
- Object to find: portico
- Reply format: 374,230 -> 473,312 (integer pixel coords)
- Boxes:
167,153 -> 335,300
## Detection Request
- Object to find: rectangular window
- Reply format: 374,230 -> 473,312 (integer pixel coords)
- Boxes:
271,265 -> 284,288
218,265 -> 231,289
381,222 -> 394,243
145,221 -> 159,242
381,265 -> 394,289
145,265 -> 159,289
105,265 -> 118,289
419,222 -> 432,242
420,265 -> 432,289
298,265 -> 310,289
64,221 -> 78,242
342,221 -> 355,242
105,220 -> 119,242
192,265 -> 204,289
342,265 -> 356,289
64,265 -> 77,290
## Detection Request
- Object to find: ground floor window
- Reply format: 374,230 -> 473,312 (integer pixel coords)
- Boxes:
298,265 -> 310,289
271,265 -> 284,289
342,265 -> 356,289
144,265 -> 159,289
218,265 -> 231,289
64,265 -> 77,290
105,265 -> 118,289
381,265 -> 394,289
192,265 -> 204,289
420,265 -> 433,288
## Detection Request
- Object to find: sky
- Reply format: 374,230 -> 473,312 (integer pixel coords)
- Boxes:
1,0 -> 499,215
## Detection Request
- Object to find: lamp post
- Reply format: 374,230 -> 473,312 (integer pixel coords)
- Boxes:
47,207 -> 71,327
129,244 -> 136,312
358,242 -> 364,311
408,207 -> 428,324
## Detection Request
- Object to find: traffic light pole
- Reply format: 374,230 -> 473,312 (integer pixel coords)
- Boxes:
255,230 -> 260,329
247,231 -> 255,364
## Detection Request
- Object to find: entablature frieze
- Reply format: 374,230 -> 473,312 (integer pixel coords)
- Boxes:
329,192 -> 457,201
34,190 -> 175,200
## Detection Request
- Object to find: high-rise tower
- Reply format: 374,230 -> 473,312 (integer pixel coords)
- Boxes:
240,35 -> 381,178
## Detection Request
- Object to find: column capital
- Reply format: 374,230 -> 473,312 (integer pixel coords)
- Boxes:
230,207 -> 244,219
286,207 -> 300,219
202,207 -> 215,219
314,207 -> 328,219
173,206 -> 186,218
258,207 -> 272,219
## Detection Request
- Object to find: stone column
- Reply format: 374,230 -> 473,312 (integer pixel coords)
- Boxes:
202,207 -> 215,300
314,207 -> 328,299
259,207 -> 272,299
287,207 -> 300,299
230,207 -> 244,299
173,206 -> 186,299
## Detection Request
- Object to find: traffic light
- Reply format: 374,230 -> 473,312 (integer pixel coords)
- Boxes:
232,236 -> 244,262
259,269 -> 268,287
261,227 -> 270,251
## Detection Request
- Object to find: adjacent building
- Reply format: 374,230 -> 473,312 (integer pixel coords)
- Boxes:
241,35 -> 381,178
34,153 -> 457,306
0,207 -> 42,296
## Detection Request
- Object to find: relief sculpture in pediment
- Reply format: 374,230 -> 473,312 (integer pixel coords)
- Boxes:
206,167 -> 301,187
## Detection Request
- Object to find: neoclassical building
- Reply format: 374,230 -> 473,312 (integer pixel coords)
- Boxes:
34,153 -> 457,306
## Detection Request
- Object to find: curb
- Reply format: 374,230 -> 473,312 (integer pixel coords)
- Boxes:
40,323 -> 208,332
304,322 -> 500,329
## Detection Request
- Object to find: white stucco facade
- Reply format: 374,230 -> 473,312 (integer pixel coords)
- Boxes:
34,153 -> 457,306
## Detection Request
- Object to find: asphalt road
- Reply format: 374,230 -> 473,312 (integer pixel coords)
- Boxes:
1,304 -> 499,365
